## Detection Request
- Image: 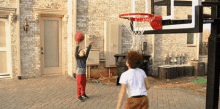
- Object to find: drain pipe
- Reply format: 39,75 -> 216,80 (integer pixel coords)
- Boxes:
17,0 -> 22,80
197,33 -> 201,61
72,0 -> 77,76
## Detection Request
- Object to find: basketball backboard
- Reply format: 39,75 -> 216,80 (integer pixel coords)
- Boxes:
131,0 -> 203,31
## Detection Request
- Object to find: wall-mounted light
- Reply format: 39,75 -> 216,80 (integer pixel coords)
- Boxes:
88,35 -> 93,40
24,18 -> 29,32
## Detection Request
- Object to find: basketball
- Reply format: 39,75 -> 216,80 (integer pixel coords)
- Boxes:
75,32 -> 84,42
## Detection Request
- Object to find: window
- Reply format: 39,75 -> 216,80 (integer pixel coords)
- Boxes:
187,33 -> 194,44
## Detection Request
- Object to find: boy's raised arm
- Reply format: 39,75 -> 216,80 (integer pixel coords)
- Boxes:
85,44 -> 92,59
75,43 -> 79,58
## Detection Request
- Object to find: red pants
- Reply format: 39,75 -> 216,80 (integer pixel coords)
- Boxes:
76,74 -> 87,97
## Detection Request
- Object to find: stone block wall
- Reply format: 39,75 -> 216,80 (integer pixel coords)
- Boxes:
0,0 -> 18,79
75,0 -> 153,77
76,0 -> 131,76
75,0 -> 201,77
1,0 -> 209,79
11,15 -> 18,79
203,29 -> 210,42
0,0 -> 16,7
19,0 -> 68,78
151,0 -> 199,75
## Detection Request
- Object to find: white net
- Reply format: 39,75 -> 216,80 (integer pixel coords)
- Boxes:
120,16 -> 150,52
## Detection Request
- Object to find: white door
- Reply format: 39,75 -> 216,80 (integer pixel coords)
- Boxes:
0,19 -> 11,78
40,17 -> 62,75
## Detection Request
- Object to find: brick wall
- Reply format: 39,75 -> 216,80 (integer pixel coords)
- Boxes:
75,0 -> 134,77
11,17 -> 18,79
0,1 -> 18,79
152,0 -> 199,75
75,0 -> 200,77
0,0 -> 15,7
1,0 -> 209,78
19,0 -> 68,78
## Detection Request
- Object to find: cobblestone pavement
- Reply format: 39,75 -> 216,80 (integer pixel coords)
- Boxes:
0,75 -> 219,109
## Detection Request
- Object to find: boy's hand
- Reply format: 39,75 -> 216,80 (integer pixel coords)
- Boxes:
76,41 -> 80,46
89,41 -> 94,45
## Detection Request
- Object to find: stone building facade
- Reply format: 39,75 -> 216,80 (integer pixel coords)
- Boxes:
0,0 -> 210,79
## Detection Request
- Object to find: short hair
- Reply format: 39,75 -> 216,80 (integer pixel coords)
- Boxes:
126,51 -> 143,69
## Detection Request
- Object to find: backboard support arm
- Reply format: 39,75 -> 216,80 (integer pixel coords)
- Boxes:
129,5 -> 203,34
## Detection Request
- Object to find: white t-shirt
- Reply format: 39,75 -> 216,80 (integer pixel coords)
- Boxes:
119,68 -> 148,98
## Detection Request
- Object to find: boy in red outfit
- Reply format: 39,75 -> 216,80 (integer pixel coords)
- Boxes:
75,39 -> 94,102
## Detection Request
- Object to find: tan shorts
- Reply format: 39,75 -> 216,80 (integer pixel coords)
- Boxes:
124,96 -> 149,109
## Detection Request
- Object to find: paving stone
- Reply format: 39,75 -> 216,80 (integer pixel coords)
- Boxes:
0,75 -> 220,109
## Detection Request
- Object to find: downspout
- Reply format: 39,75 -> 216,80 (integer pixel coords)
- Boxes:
197,0 -> 201,61
152,35 -> 155,75
67,0 -> 73,76
72,0 -> 77,76
197,33 -> 201,61
17,0 -> 21,80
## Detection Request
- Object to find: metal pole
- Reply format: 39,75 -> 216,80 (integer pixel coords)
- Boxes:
206,3 -> 220,109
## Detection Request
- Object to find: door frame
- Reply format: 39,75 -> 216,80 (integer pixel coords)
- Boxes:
40,17 -> 63,76
0,18 -> 12,78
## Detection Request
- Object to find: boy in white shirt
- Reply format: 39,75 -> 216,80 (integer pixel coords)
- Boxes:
116,51 -> 150,109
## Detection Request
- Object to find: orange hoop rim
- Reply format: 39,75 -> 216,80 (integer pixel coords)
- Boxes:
119,13 -> 155,22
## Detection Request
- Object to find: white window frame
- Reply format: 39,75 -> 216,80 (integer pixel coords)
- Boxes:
0,18 -> 12,78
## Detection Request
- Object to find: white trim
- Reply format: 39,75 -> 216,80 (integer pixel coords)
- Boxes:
0,19 -> 12,78
0,76 -> 11,78
17,0 -> 21,78
73,0 -> 77,75
133,0 -> 199,31
197,33 -> 200,60
0,7 -> 16,15
33,8 -> 67,16
67,0 -> 73,77
162,0 -> 174,20
145,0 -> 148,13
152,35 -> 155,75
7,19 -> 12,78
0,48 -> 6,51
132,0 -> 135,13
203,24 -> 211,29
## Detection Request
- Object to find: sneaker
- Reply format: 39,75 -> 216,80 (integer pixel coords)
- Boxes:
78,96 -> 84,102
82,94 -> 89,99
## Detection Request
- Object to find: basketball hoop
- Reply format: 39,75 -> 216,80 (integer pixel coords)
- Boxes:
119,13 -> 162,51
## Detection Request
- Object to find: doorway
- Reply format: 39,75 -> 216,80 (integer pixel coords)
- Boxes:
40,17 -> 62,75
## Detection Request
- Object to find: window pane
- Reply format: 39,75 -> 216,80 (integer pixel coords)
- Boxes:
0,51 -> 7,74
0,21 -> 6,47
187,33 -> 194,44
